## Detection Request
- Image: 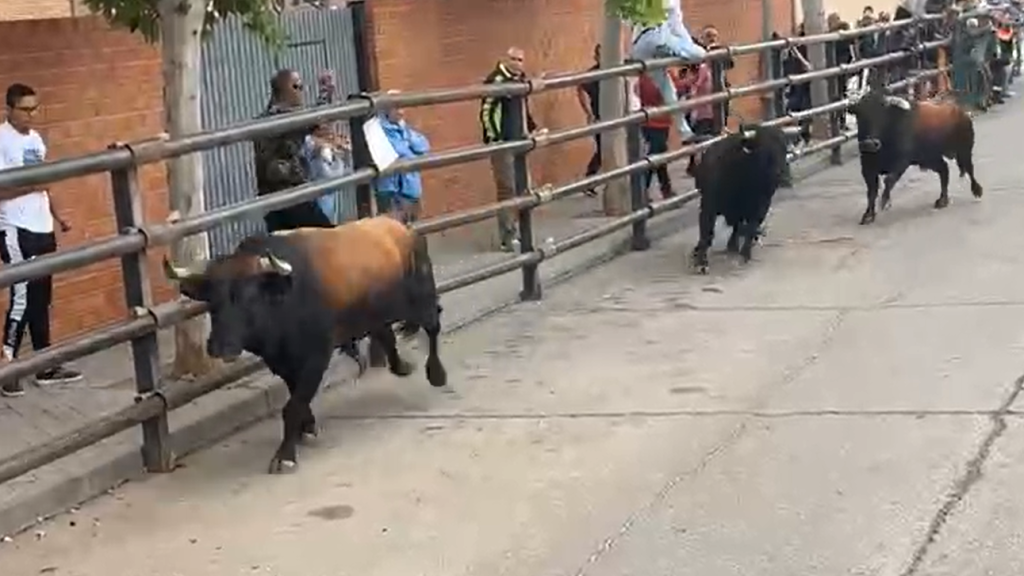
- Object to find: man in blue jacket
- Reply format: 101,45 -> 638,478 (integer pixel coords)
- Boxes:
375,90 -> 430,224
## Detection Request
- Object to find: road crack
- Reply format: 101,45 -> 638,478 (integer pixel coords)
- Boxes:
899,372 -> 1024,576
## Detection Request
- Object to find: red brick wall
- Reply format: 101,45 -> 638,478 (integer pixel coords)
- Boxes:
369,0 -> 794,218
0,17 -> 173,344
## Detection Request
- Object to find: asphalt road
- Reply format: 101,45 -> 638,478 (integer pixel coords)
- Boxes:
2,103 -> 1023,576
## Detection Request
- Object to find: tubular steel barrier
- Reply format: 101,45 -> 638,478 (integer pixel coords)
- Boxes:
0,13 -> 965,488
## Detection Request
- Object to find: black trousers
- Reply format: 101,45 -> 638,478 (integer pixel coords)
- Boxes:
263,200 -> 333,234
585,134 -> 602,177
0,227 -> 57,360
641,126 -> 671,193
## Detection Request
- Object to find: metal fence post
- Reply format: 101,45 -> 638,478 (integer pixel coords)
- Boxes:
711,60 -> 727,133
347,110 -> 374,219
107,143 -> 173,473
626,122 -> 650,251
825,41 -> 843,166
508,94 -> 541,301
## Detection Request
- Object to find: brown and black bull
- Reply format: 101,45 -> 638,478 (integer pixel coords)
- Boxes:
848,80 -> 983,225
163,216 -> 447,473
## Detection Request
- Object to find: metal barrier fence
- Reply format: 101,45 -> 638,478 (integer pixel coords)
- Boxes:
0,14 -> 958,487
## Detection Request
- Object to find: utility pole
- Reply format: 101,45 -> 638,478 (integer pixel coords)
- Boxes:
801,0 -> 831,139
599,14 -> 629,216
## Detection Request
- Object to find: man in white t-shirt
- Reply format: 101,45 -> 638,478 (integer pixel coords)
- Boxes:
0,83 -> 80,397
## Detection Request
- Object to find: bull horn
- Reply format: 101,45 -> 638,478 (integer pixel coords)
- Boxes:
257,253 -> 293,276
162,256 -> 209,281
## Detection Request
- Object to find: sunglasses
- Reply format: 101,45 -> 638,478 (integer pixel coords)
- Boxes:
11,105 -> 38,114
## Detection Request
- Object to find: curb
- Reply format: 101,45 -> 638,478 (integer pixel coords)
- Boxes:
0,142 -> 854,539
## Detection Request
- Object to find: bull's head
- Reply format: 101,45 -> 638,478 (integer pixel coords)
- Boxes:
164,252 -> 294,361
847,74 -> 911,154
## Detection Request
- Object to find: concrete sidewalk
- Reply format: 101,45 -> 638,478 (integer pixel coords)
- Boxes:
0,145 -> 848,539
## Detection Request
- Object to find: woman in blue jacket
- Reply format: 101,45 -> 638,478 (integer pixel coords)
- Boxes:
375,93 -> 430,223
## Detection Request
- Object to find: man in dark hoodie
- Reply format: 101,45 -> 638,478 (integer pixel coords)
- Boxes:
252,68 -> 333,234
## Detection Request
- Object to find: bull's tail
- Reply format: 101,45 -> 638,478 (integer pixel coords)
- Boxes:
397,232 -> 441,339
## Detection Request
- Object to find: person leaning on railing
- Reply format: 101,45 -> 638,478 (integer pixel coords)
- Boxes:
374,90 -> 430,225
479,47 -> 544,253
252,68 -> 334,233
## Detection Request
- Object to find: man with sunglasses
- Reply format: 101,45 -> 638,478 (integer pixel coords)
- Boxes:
0,83 -> 80,397
252,68 -> 334,234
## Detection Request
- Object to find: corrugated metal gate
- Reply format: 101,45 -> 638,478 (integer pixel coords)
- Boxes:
200,7 -> 362,257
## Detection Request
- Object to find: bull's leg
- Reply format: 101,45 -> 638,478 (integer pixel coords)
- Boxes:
879,163 -> 909,214
930,158 -> 951,209
739,219 -> 758,263
269,352 -> 330,474
371,326 -> 415,377
726,227 -> 740,253
367,334 -> 389,369
337,340 -> 367,376
956,152 -> 984,198
420,304 -> 447,388
691,199 -> 716,274
860,168 -> 881,225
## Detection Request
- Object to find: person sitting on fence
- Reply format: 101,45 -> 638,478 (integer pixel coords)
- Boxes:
375,90 -> 430,225
252,68 -> 333,233
628,0 -> 707,143
304,123 -> 351,225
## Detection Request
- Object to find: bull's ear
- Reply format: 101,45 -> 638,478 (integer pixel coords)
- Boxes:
178,277 -> 211,302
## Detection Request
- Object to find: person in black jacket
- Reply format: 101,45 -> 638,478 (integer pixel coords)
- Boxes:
252,68 -> 333,234
480,47 -> 542,252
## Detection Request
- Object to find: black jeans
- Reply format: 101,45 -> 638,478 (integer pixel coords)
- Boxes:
0,227 -> 57,360
585,133 -> 602,177
641,126 -> 672,195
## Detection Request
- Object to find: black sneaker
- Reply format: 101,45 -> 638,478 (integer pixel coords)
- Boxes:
1,379 -> 24,397
35,366 -> 83,386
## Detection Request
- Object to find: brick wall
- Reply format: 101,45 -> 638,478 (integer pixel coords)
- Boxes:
0,17 -> 173,344
0,0 -> 88,21
369,0 -> 794,220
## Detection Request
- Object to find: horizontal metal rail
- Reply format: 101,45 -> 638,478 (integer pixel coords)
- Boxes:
0,60 -> 950,486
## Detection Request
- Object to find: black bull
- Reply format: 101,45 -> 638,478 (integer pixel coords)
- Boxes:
848,88 -> 983,225
691,124 -> 790,274
164,224 -> 447,473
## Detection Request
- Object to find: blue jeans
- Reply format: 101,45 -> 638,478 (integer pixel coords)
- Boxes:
631,25 -> 707,139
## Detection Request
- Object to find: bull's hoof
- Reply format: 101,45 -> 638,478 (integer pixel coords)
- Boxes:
426,358 -> 447,388
740,250 -> 753,263
390,358 -> 415,377
300,425 -> 320,445
695,264 -> 709,275
934,196 -> 950,209
725,239 -> 740,253
859,212 -> 876,225
972,183 -> 984,198
268,457 -> 298,475
880,196 -> 892,211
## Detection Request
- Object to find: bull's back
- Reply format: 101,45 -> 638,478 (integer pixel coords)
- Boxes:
913,101 -> 972,156
277,217 -> 415,310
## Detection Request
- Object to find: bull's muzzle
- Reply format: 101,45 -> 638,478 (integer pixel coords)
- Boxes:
858,139 -> 882,153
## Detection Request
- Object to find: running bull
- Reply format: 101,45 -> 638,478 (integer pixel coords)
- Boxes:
691,124 -> 790,274
164,216 -> 448,473
847,80 -> 983,225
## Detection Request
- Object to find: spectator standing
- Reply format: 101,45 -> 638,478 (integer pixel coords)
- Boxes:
700,25 -> 735,128
252,68 -> 332,234
0,83 -> 81,397
784,24 -> 814,147
635,70 -> 682,199
480,47 -> 542,252
304,123 -> 351,225
375,91 -> 430,224
576,44 -> 602,197
828,14 -> 856,128
676,61 -> 716,176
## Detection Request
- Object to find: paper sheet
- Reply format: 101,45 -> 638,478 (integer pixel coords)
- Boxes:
361,116 -> 399,171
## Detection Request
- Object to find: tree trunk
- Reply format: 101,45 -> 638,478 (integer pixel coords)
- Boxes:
801,0 -> 831,139
599,14 -> 630,216
161,0 -> 217,378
